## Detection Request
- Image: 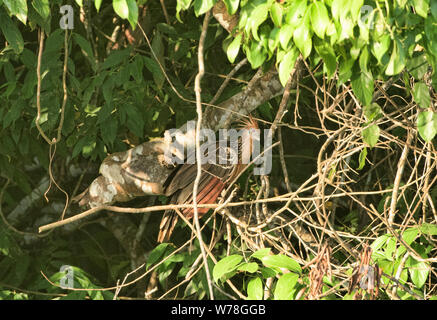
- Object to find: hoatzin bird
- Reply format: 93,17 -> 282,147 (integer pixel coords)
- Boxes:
73,115 -> 259,243
157,116 -> 259,242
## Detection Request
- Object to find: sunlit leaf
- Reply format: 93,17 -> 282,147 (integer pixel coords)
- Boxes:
251,248 -> 271,260
279,24 -> 295,49
113,0 -> 129,19
417,111 -> 437,142
176,0 -> 192,21
213,255 -> 243,283
351,70 -> 374,106
406,257 -> 429,288
314,40 -> 337,78
194,0 -> 217,17
126,0 -> 138,29
237,262 -> 259,273
273,273 -> 299,300
413,81 -> 431,109
362,124 -> 380,148
412,0 -> 429,18
94,0 -> 103,12
371,35 -> 390,63
357,147 -> 367,170
0,8 -> 24,54
261,254 -> 302,274
227,33 -> 242,63
278,47 -> 299,86
247,277 -> 263,300
385,40 -> 406,76
311,1 -> 330,39
223,0 -> 239,15
420,223 -> 437,236
270,2 -> 283,27
285,0 -> 307,27
3,0 -> 27,24
293,22 -> 312,58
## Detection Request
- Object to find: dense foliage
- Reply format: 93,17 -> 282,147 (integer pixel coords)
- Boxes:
0,0 -> 436,300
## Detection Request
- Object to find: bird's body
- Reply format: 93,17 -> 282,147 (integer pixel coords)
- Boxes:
157,116 -> 259,242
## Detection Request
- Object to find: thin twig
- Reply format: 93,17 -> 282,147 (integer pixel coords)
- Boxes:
193,10 -> 214,300
388,130 -> 412,225
35,30 -> 52,145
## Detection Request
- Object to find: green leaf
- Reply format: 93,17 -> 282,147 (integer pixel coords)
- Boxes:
406,53 -> 429,79
385,236 -> 397,260
147,243 -> 171,268
3,103 -> 23,128
126,105 -> 144,137
248,1 -> 270,41
431,0 -> 437,18
3,0 -> 27,24
94,0 -> 103,12
261,254 -> 302,274
273,273 -> 299,300
270,2 -> 283,27
278,47 -> 299,87
126,0 -> 138,29
176,0 -> 192,21
385,40 -> 406,76
420,223 -> 437,236
227,33 -> 242,63
279,24 -> 295,49
32,0 -> 50,20
247,277 -> 263,300
72,135 -> 96,158
213,255 -> 243,283
260,266 -> 278,278
268,27 -> 280,52
237,262 -> 258,273
412,0 -> 429,18
359,46 -> 369,72
406,257 -> 429,288
314,40 -> 337,78
349,0 -> 364,23
194,0 -> 217,16
331,0 -> 347,22
417,111 -> 437,142
113,0 -> 129,19
143,56 -> 165,88
293,22 -> 312,58
100,117 -> 118,147
402,228 -> 419,245
338,57 -> 354,85
310,1 -> 330,39
351,70 -> 374,106
0,8 -> 24,54
362,124 -> 380,148
413,82 -> 431,109
251,248 -> 271,260
245,41 -> 267,68
101,48 -> 130,69
285,0 -> 307,27
371,234 -> 390,252
223,0 -> 239,15
130,55 -> 144,83
73,33 -> 97,71
364,103 -> 382,122
357,147 -> 367,170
